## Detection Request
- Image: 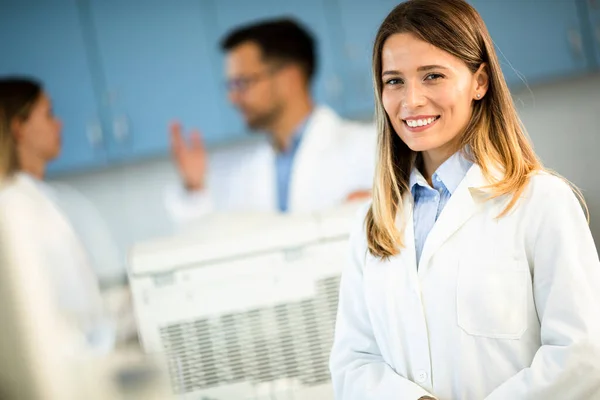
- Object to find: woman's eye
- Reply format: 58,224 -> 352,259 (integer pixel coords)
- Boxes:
425,73 -> 444,81
385,78 -> 403,86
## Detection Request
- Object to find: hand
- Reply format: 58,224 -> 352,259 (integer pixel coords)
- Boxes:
170,121 -> 207,191
345,189 -> 372,202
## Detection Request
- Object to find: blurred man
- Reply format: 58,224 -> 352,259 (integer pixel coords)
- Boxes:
165,18 -> 376,222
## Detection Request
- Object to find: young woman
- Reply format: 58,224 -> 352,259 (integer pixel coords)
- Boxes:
329,1 -> 600,399
0,77 -> 114,352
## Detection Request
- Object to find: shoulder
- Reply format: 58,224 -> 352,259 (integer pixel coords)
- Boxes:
525,171 -> 581,209
0,175 -> 49,228
512,171 -> 588,233
348,200 -> 372,251
208,136 -> 272,175
318,108 -> 377,155
0,175 -> 37,208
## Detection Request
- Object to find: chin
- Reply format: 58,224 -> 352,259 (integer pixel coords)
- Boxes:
47,149 -> 61,162
399,136 -> 438,153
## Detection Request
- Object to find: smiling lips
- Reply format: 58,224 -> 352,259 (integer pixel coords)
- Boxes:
402,115 -> 440,131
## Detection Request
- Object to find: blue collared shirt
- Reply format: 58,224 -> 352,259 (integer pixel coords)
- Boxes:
410,152 -> 473,266
275,118 -> 309,212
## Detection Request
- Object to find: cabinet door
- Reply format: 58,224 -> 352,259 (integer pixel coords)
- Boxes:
470,0 -> 591,87
584,0 -> 600,66
0,0 -> 107,175
87,0 -> 226,161
206,0 -> 347,131
326,0 -> 401,119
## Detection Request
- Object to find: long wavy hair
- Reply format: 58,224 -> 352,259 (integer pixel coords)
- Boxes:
365,0 -> 577,258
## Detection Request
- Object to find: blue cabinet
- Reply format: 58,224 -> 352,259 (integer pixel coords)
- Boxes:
1,0 -> 598,175
470,0 -> 593,87
0,1 -> 107,175
323,0 -> 399,119
584,0 -> 600,65
86,0 -> 228,161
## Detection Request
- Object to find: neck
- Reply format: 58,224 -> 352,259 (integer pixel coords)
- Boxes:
270,93 -> 314,152
18,151 -> 46,180
421,148 -> 454,185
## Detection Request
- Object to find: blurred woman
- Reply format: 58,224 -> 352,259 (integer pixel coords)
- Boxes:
329,1 -> 600,399
0,77 -> 114,351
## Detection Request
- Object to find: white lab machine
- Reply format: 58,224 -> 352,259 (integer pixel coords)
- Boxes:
128,202 -> 364,400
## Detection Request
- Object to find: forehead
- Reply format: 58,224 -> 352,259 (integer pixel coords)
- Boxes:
225,41 -> 268,76
381,33 -> 462,72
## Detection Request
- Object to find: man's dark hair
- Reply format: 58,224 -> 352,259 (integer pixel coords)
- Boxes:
221,18 -> 316,83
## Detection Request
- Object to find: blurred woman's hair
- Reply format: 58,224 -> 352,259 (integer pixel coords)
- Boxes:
0,107 -> 18,180
0,77 -> 43,181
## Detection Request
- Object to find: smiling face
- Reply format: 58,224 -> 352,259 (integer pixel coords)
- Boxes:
380,32 -> 487,165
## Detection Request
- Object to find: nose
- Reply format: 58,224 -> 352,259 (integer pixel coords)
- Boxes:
402,82 -> 426,110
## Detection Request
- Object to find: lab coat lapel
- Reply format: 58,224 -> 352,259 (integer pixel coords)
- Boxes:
417,164 -> 489,274
398,193 -> 418,272
287,106 -> 338,212
382,195 -> 419,342
259,144 -> 278,211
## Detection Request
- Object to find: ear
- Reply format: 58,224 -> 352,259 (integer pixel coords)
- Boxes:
278,64 -> 306,93
10,118 -> 23,140
473,63 -> 489,100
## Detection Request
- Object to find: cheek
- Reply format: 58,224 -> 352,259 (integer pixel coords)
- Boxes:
436,88 -> 472,122
381,90 -> 401,117
248,87 -> 271,108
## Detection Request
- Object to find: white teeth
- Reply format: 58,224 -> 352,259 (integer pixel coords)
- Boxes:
405,117 -> 437,128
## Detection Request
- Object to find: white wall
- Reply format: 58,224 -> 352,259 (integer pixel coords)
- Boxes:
513,73 -> 600,246
51,73 -> 600,281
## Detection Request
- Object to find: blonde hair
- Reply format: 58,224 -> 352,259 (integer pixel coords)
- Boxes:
0,108 -> 18,180
0,77 -> 43,181
366,0 -> 576,258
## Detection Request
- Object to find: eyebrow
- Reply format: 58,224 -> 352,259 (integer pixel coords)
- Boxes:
381,65 -> 449,76
418,64 -> 449,71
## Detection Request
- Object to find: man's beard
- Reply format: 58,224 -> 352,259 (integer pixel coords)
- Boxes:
244,102 -> 284,132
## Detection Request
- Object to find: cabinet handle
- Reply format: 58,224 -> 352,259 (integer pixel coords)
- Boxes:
326,75 -> 342,99
595,24 -> 600,47
87,121 -> 103,148
113,115 -> 130,143
567,28 -> 584,59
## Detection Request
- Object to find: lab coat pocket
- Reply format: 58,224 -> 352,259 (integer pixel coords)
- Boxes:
457,259 -> 528,339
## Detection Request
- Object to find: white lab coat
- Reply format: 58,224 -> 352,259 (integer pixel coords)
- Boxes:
44,180 -> 123,284
330,165 -> 600,400
164,105 -> 377,222
0,173 -> 113,352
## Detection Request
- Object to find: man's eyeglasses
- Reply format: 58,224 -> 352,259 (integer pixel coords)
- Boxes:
225,65 -> 283,93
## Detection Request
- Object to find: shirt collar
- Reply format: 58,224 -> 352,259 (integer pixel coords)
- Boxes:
410,151 -> 473,195
276,112 -> 312,155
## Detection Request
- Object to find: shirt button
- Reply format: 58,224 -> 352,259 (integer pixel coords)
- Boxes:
435,175 -> 441,182
416,370 -> 428,383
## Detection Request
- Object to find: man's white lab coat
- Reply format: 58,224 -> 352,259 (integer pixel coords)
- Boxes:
165,105 -> 377,221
